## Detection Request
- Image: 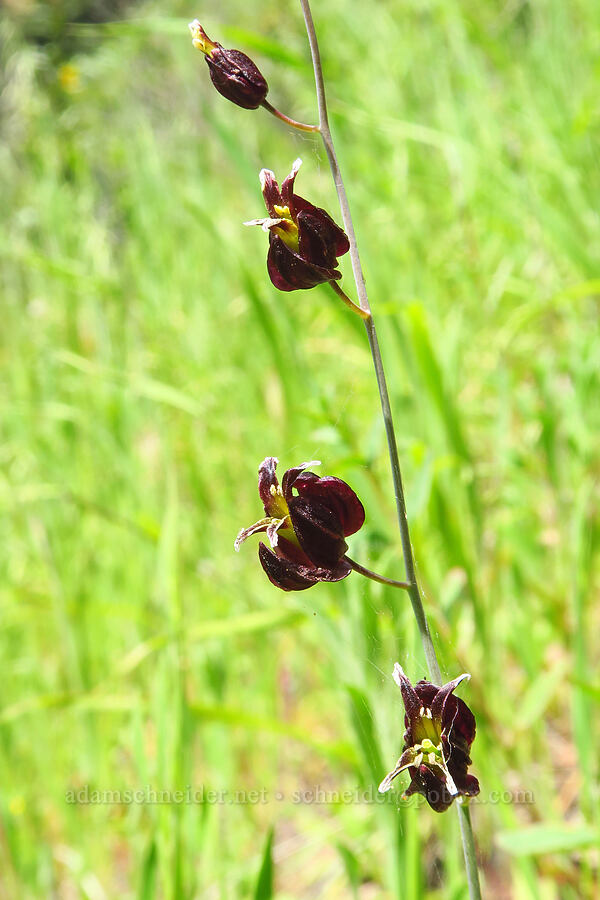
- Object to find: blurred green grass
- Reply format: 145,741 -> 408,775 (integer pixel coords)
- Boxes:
1,0 -> 599,897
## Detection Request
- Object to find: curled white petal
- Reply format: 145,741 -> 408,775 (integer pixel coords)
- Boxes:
243,217 -> 286,232
296,459 -> 321,471
378,776 -> 394,794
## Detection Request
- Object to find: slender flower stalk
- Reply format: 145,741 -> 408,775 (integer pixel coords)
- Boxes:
345,557 -> 409,590
328,281 -> 370,319
298,2 -> 482,897
261,99 -> 319,132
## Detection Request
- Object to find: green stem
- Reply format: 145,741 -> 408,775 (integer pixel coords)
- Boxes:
299,0 -> 438,679
298,2 -> 482,898
345,556 -> 409,590
458,803 -> 483,900
361,314 -> 441,681
261,100 -> 319,132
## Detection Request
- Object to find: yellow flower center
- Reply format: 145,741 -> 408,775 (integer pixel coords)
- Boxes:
268,483 -> 289,519
267,485 -> 299,547
272,205 -> 299,252
413,706 -> 442,744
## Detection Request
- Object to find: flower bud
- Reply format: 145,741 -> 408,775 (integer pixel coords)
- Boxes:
189,20 -> 268,110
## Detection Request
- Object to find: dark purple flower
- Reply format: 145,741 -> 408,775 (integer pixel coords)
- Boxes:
189,20 -> 268,110
235,456 -> 365,591
379,664 -> 480,813
244,159 -> 350,291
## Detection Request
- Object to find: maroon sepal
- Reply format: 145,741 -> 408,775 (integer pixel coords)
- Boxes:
206,47 -> 268,110
404,765 -> 456,813
293,473 -> 365,536
258,543 -> 351,592
258,456 -> 279,512
296,202 -> 350,262
288,495 -> 348,568
267,234 -> 341,292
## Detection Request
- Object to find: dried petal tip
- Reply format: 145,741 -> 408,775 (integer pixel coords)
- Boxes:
379,667 -> 480,813
188,20 -> 217,55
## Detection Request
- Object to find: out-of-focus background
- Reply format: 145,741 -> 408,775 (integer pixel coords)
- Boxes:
1,0 -> 599,897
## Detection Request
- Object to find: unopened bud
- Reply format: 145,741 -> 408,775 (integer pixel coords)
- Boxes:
189,20 -> 268,110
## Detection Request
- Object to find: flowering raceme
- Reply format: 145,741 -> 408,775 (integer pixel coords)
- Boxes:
235,457 -> 365,591
245,159 -> 350,291
189,9 -> 485,891
189,20 -> 268,109
379,664 -> 480,812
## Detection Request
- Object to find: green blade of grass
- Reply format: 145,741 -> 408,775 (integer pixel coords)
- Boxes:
253,826 -> 274,900
497,825 -> 600,857
346,686 -> 384,785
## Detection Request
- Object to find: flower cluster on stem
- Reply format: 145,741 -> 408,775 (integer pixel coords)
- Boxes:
189,10 -> 483,899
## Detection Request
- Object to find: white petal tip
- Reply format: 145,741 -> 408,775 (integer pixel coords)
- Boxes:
392,663 -> 405,687
259,168 -> 275,188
